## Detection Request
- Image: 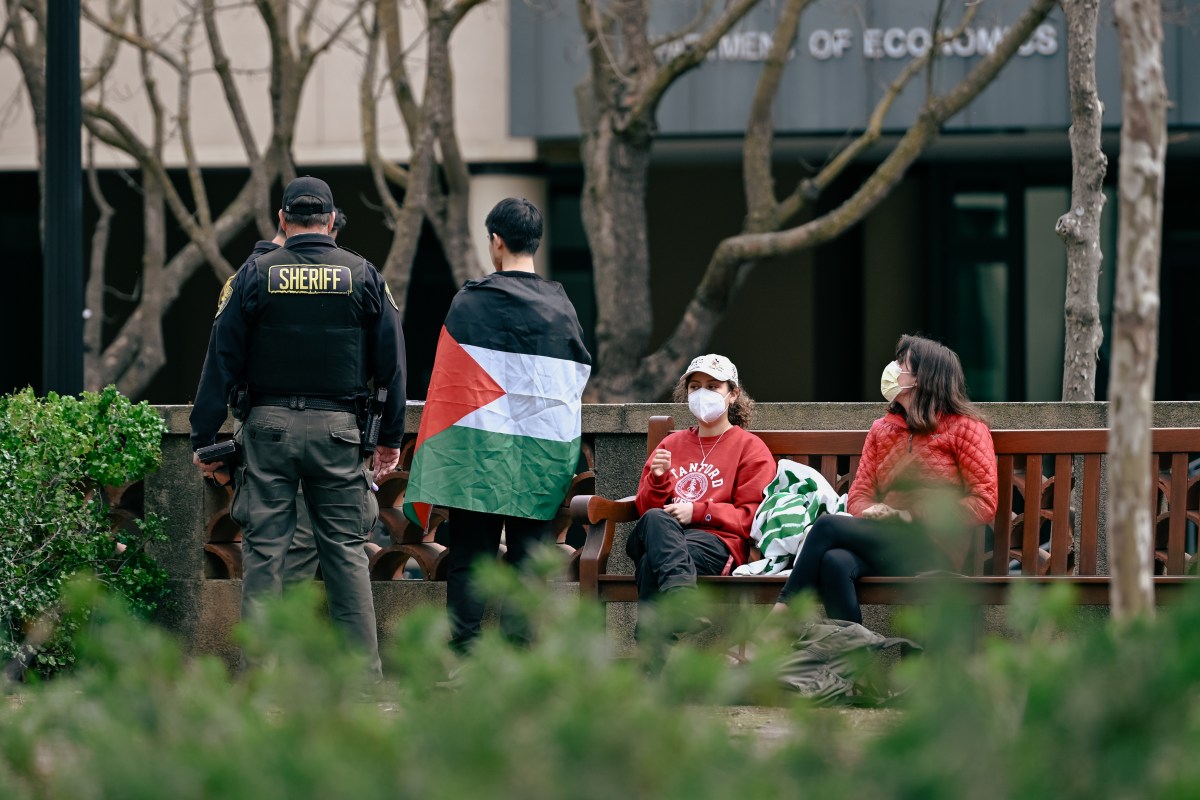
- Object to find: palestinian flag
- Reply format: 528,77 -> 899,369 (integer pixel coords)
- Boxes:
403,271 -> 591,526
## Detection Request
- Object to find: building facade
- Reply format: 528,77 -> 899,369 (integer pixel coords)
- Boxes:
2,0 -> 1197,402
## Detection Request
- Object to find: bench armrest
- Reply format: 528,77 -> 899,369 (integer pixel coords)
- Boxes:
571,494 -> 639,598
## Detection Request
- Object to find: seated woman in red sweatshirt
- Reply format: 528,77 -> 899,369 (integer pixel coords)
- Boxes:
773,334 -> 998,623
627,354 -> 776,625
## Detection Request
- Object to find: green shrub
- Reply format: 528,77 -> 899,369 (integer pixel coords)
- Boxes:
5,565 -> 1200,799
0,386 -> 169,677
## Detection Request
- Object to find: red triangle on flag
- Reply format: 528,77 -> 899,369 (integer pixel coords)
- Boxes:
413,326 -> 506,452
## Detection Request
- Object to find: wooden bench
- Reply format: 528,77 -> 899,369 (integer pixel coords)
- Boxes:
203,435 -> 596,581
570,416 -> 1200,607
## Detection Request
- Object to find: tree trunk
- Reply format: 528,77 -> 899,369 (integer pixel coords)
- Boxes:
1107,0 -> 1167,621
579,100 -> 654,402
1057,0 -> 1107,402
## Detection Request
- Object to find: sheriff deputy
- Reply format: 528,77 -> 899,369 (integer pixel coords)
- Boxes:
190,176 -> 406,678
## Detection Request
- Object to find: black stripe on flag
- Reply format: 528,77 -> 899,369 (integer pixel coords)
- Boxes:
444,272 -> 591,365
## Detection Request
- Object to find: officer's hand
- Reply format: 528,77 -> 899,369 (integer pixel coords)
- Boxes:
373,445 -> 401,482
193,451 -> 223,477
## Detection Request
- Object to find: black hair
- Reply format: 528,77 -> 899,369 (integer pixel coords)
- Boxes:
485,197 -> 542,256
333,207 -> 347,233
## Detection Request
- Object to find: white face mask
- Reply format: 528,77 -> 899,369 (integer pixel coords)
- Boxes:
880,361 -> 914,403
688,387 -> 729,424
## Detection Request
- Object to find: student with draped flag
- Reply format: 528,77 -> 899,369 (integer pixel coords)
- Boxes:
404,198 -> 591,653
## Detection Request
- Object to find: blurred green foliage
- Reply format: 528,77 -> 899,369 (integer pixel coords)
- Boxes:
0,387 -> 170,677
4,561 -> 1200,799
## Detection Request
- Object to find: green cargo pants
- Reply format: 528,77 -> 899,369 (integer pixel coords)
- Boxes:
232,405 -> 380,676
282,487 -> 319,583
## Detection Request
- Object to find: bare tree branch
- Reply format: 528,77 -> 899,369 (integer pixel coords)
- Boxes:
445,0 -> 486,28
649,0 -> 716,50
82,1 -> 186,73
297,0 -> 320,57
742,0 -> 813,226
924,0 -> 947,103
176,13 -> 217,232
627,0 -> 760,122
82,0 -> 128,93
378,0 -> 421,145
577,0 -> 627,92
361,0 -> 407,214
302,0 -> 370,66
201,0 -> 260,163
776,1 -> 980,224
84,136 -> 114,390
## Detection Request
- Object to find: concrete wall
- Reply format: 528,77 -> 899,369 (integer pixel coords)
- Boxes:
152,401 -> 1200,662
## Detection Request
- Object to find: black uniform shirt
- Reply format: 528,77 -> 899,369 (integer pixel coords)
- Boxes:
189,233 -> 407,450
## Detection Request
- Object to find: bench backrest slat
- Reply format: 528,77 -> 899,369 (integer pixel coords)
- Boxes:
1079,454 -> 1102,574
1167,452 -> 1189,575
1051,454 -> 1073,575
994,454 -> 1016,576
1021,455 -> 1044,576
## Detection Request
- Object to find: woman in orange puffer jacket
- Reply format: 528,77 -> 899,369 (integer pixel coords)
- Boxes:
773,334 -> 998,623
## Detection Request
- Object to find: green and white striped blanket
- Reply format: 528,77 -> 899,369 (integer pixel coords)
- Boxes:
734,459 -> 848,576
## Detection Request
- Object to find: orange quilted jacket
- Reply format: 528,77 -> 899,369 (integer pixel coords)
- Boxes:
847,412 -> 998,526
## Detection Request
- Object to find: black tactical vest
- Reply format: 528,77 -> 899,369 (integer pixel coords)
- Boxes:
245,245 -> 370,397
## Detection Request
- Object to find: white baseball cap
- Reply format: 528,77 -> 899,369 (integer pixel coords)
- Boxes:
682,354 -> 739,386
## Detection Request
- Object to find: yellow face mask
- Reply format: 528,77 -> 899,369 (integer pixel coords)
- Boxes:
880,361 -> 914,403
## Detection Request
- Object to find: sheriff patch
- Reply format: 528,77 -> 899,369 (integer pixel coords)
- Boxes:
384,280 -> 399,311
268,264 -> 353,295
215,276 -> 234,318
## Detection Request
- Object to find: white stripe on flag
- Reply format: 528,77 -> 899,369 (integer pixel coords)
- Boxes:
455,345 -> 591,442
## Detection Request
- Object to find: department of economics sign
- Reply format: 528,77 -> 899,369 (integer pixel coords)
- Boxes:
512,0 -> 1197,136
655,23 -> 1058,63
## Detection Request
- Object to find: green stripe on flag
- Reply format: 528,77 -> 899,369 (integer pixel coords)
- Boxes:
403,425 -> 580,521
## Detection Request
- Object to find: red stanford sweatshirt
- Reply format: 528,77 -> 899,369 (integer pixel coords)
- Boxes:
635,425 -> 775,566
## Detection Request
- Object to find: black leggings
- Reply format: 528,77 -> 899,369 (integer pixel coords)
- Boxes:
777,514 -> 950,623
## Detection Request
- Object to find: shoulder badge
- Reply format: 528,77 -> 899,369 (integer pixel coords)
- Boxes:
215,275 -> 235,318
384,279 -> 399,311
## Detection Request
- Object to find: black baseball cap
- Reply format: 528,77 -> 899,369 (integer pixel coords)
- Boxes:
281,176 -> 335,214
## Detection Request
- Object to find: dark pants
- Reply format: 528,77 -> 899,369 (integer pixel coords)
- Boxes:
777,514 -> 950,623
447,508 -> 552,653
232,406 -> 380,676
282,486 -> 319,583
625,509 -> 733,602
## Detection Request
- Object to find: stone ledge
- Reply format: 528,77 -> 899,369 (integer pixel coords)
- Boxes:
155,400 -> 1200,436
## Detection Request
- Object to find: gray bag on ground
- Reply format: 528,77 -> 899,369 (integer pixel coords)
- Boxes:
777,619 -> 920,706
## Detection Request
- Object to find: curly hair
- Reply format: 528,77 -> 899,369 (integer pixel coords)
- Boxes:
672,377 -> 756,428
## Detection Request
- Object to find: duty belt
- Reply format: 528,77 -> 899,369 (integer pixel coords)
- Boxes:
252,394 -> 358,413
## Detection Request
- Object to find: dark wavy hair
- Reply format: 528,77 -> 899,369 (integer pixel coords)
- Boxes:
672,377 -> 756,428
890,334 -> 984,434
